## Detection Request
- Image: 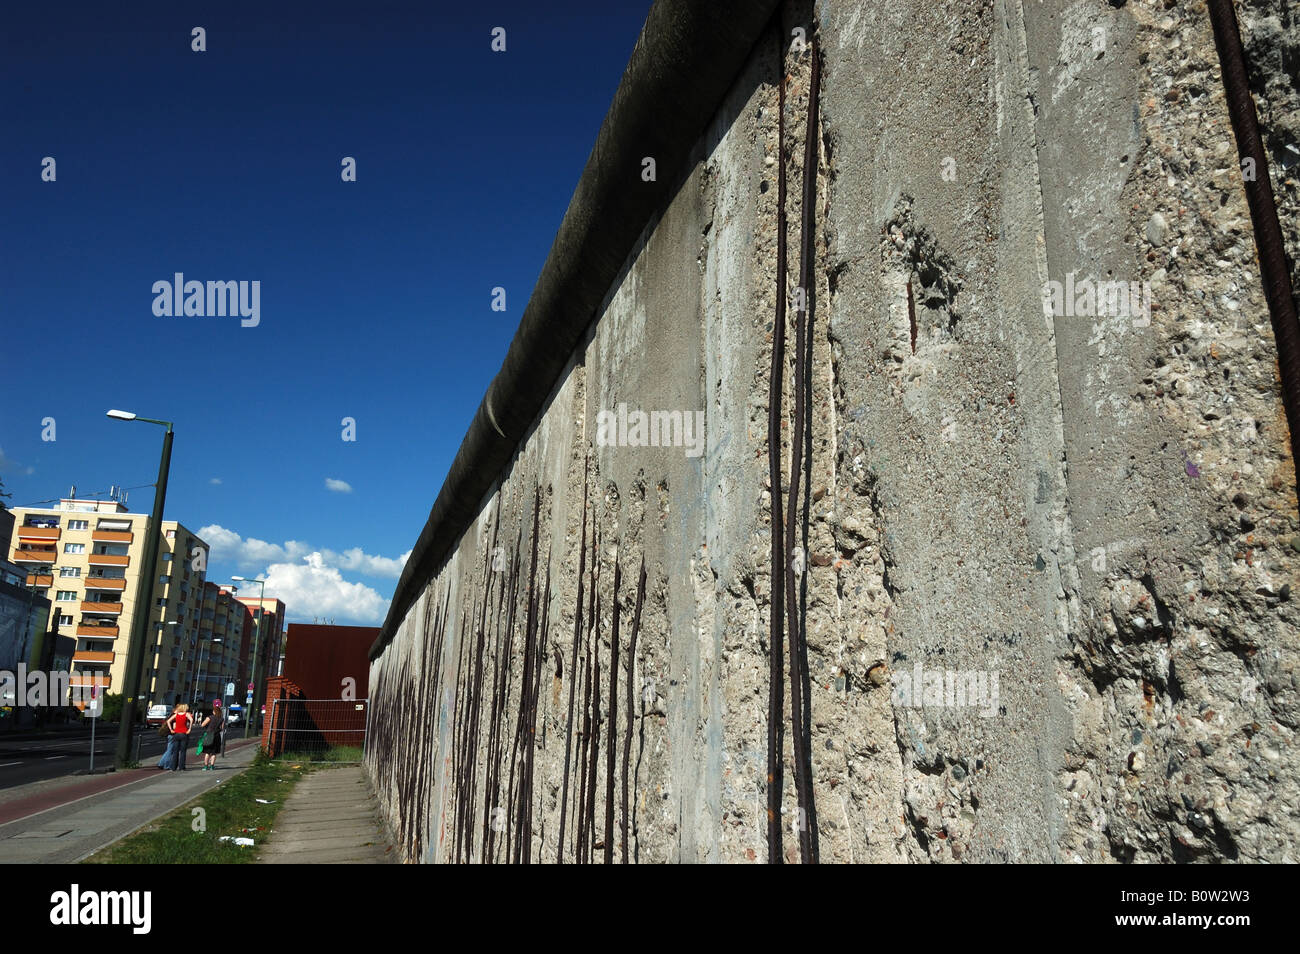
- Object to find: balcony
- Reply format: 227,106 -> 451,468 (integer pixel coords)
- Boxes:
70,674 -> 112,689
18,526 -> 60,541
80,601 -> 123,615
26,574 -> 53,587
84,577 -> 127,591
73,650 -> 115,665
12,549 -> 56,563
76,623 -> 119,637
92,530 -> 133,544
88,553 -> 130,566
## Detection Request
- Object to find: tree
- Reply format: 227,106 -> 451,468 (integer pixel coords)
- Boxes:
99,692 -> 124,723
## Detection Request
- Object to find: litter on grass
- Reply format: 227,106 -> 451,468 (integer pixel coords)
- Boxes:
255,798 -> 275,804
219,836 -> 255,847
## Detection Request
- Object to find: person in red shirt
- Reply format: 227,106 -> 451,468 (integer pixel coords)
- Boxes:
158,703 -> 192,771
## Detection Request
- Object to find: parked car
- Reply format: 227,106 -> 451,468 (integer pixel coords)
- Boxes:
145,704 -> 169,726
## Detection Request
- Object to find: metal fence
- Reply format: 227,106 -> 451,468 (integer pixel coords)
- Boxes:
264,698 -> 368,762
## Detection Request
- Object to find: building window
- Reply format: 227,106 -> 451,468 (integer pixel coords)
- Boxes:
63,543 -> 85,554
56,591 -> 77,602
67,519 -> 89,531
59,566 -> 81,578
159,574 -> 171,584
58,614 -> 73,626
165,529 -> 176,540
156,598 -> 167,607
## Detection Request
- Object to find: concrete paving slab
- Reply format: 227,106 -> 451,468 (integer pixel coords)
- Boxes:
254,765 -> 392,864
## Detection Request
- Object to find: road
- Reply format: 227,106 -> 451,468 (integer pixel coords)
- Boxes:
0,726 -> 169,790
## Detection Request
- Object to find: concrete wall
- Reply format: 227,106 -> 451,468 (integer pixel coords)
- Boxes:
366,0 -> 1298,863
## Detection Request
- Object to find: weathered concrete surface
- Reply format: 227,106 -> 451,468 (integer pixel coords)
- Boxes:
368,0 -> 1298,863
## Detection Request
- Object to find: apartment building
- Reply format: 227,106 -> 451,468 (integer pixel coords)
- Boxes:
6,495 -> 211,707
233,594 -> 285,724
185,581 -> 252,707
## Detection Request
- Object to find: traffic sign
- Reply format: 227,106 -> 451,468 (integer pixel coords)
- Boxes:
226,682 -> 235,696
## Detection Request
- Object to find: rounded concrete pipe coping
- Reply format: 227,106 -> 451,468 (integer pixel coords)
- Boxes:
371,0 -> 785,660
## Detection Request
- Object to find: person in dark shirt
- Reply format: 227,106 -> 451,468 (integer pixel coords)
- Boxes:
198,699 -> 226,771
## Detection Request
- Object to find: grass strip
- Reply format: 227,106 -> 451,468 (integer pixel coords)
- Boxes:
83,751 -> 310,864
268,745 -> 365,764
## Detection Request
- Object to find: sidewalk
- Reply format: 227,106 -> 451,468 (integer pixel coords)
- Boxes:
256,765 -> 392,864
0,739 -> 259,863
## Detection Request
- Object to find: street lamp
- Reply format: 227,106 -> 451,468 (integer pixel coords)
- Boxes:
107,409 -> 174,768
231,576 -> 268,738
193,638 -> 222,703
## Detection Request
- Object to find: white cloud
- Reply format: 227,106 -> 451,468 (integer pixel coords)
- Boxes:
209,477 -> 222,485
327,546 -> 413,578
197,524 -> 409,580
0,447 -> 34,476
263,554 -> 389,624
325,478 -> 353,494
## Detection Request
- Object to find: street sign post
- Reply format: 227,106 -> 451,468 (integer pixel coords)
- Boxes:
87,685 -> 99,773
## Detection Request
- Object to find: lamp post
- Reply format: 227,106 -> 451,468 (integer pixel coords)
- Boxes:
183,626 -> 204,700
193,637 -> 222,703
107,409 -> 173,768
231,576 -> 267,738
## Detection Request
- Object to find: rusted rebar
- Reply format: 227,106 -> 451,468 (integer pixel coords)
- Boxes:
621,556 -> 646,863
604,555 -> 622,863
1207,0 -> 1300,482
585,575 -> 603,861
766,50 -> 789,866
785,39 -> 821,865
510,489 -> 543,864
576,520 -> 600,862
557,466 -> 589,862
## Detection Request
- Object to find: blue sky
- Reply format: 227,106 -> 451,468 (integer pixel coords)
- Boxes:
0,0 -> 652,623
